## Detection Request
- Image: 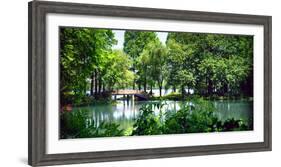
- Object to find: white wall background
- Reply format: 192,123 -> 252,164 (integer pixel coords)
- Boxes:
0,0 -> 279,166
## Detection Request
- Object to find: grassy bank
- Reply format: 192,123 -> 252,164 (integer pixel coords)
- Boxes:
150,92 -> 253,101
61,93 -> 118,108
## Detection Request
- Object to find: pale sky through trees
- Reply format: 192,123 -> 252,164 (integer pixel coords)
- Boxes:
112,30 -> 168,50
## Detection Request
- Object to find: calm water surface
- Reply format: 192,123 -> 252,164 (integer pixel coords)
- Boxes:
72,97 -> 253,131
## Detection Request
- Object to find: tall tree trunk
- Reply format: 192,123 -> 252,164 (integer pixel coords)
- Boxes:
133,79 -> 135,90
90,73 -> 94,96
181,85 -> 185,99
94,70 -> 98,97
102,82 -> 105,92
207,78 -> 213,96
132,66 -> 136,90
98,77 -> 102,94
144,68 -> 147,92
205,77 -> 208,96
158,81 -> 162,97
173,85 -> 176,92
84,82 -> 87,95
144,77 -> 147,93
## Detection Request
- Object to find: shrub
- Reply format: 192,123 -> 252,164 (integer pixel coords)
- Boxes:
77,122 -> 124,138
132,98 -> 251,136
60,110 -> 124,139
217,118 -> 250,131
132,103 -> 163,135
164,98 -> 219,133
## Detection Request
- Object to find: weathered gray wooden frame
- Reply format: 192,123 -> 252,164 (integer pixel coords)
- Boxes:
28,0 -> 272,166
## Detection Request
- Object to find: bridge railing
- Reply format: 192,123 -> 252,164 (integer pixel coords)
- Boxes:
111,90 -> 144,95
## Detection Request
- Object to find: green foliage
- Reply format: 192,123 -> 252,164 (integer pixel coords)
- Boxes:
76,121 -> 124,138
124,31 -> 158,60
59,28 -> 254,138
137,41 -> 169,96
60,28 -> 116,103
123,31 -> 158,89
165,38 -> 196,97
60,28 -> 133,105
132,104 -> 163,135
217,118 -> 249,131
60,28 -> 115,85
164,98 -> 218,133
60,110 -> 124,139
60,27 -> 253,105
166,33 -> 253,97
158,92 -> 182,100
132,99 -> 251,136
60,110 -> 88,138
103,50 -> 134,90
60,99 -> 252,138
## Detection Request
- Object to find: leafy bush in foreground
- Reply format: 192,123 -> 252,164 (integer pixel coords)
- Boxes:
60,110 -> 124,139
132,99 -> 251,136
164,99 -> 218,134
131,103 -> 163,135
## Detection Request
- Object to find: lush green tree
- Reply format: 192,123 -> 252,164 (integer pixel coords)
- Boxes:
139,40 -> 168,96
166,32 -> 253,97
60,27 -> 117,104
166,37 -> 196,97
150,42 -> 169,97
136,38 -> 164,94
123,31 -> 158,90
88,30 -> 116,96
60,27 -> 253,106
136,48 -> 150,92
165,39 -> 184,92
103,50 -> 133,90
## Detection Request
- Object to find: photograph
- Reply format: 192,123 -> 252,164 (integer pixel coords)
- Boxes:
59,27 -> 254,139
27,1 -> 272,166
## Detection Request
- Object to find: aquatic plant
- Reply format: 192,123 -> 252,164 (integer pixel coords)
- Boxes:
132,98 -> 251,136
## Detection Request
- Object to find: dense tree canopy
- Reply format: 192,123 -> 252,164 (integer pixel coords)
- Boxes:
123,31 -> 158,90
60,27 -> 253,105
166,32 -> 253,97
60,28 -> 132,104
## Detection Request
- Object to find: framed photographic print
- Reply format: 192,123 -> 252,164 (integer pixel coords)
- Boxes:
28,0 -> 272,166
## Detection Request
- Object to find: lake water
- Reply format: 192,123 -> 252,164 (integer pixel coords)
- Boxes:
72,98 -> 253,132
